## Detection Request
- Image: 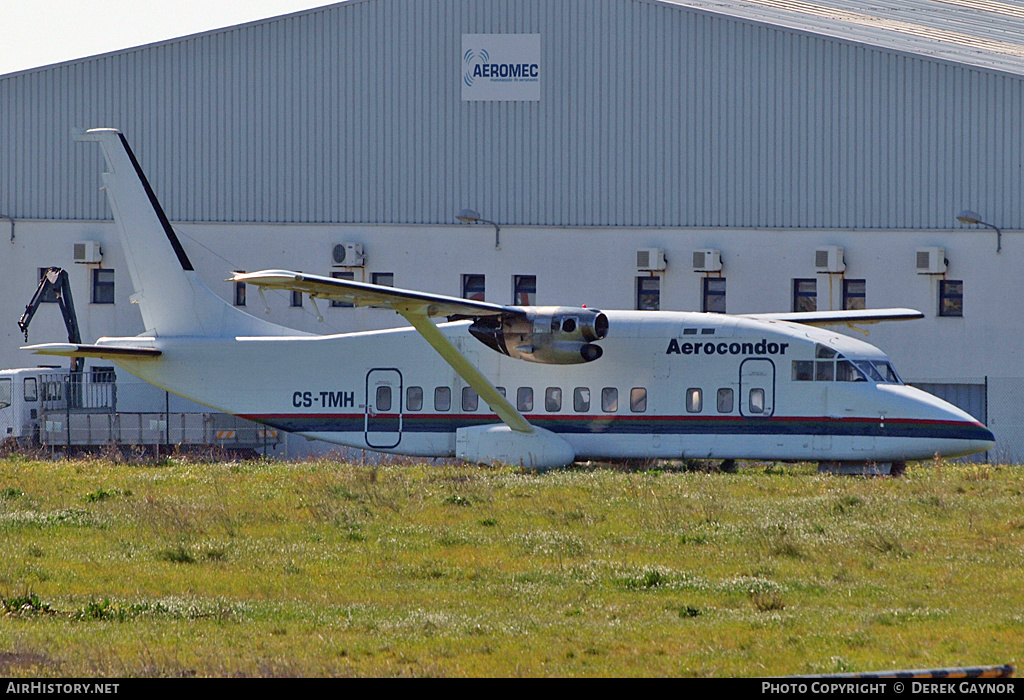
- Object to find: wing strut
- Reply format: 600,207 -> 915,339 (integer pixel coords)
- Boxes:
398,309 -> 533,434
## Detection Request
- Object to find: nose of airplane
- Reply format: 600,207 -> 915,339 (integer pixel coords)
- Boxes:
881,384 -> 995,459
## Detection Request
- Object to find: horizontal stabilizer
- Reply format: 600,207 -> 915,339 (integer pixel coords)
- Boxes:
23,343 -> 162,360
742,308 -> 924,326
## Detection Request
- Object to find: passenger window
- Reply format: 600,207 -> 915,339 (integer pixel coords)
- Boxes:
749,388 -> 765,414
434,387 -> 451,412
574,387 -> 591,412
462,387 -> 479,411
717,388 -> 733,413
630,388 -> 647,413
601,387 -> 618,412
0,379 -> 10,409
375,386 -> 392,412
496,386 -> 506,397
686,388 -> 702,413
545,387 -> 562,412
517,387 -> 534,412
24,378 -> 38,402
792,361 -> 813,381
406,386 -> 423,412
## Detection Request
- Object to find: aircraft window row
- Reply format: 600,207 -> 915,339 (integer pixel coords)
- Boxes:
685,387 -> 764,414
400,385 -> 649,413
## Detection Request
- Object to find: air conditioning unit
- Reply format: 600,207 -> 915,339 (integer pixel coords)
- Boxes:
916,247 -> 947,274
815,246 -> 845,273
73,241 -> 102,264
332,242 -> 365,267
636,248 -> 667,271
692,249 -> 722,273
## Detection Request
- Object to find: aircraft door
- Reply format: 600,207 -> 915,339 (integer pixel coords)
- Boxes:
365,368 -> 403,449
739,359 -> 775,418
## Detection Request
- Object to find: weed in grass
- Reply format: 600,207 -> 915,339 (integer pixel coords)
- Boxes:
157,544 -> 195,564
2,592 -> 53,616
751,590 -> 786,612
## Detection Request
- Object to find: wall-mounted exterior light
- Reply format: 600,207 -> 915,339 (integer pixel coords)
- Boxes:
956,210 -> 1001,254
456,208 -> 501,249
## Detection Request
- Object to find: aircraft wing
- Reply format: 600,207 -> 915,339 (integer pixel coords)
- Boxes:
23,343 -> 163,360
741,308 -> 924,326
235,270 -> 534,434
232,270 -> 523,320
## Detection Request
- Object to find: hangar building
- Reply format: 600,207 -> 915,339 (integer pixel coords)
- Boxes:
1,0 -> 1021,460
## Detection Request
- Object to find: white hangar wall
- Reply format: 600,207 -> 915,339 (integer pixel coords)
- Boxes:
0,0 -> 1022,228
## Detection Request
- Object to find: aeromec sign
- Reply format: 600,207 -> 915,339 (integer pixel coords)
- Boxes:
461,34 -> 541,101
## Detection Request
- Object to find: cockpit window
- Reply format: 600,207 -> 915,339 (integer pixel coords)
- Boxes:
873,361 -> 902,384
795,354 -> 902,384
836,360 -> 867,382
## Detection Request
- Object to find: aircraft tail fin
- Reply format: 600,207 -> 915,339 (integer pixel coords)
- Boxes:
75,128 -> 291,337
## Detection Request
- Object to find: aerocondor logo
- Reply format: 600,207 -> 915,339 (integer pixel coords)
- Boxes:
666,338 -> 790,356
462,34 -> 541,101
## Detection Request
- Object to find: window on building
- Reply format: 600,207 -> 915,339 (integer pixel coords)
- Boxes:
434,386 -> 451,412
792,278 -> 817,312
636,276 -> 660,311
574,387 -> 590,412
545,387 -> 562,412
372,272 -> 394,287
939,280 -> 963,317
407,386 -> 423,411
702,278 -> 726,313
513,275 -> 536,305
630,388 -> 647,413
92,268 -> 115,304
601,387 -> 618,413
331,270 -> 355,307
843,279 -> 866,311
38,268 -> 59,303
686,388 -> 702,413
517,387 -> 534,412
232,270 -> 246,306
462,274 -> 485,302
462,387 -> 479,412
91,366 -> 115,383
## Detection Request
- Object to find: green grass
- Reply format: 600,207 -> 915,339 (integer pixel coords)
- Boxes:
0,455 -> 1020,677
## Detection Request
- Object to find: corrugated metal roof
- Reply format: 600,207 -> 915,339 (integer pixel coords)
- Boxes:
1,0 -> 1021,229
663,0 -> 1024,75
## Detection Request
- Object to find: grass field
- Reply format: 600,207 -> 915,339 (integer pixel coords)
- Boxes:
0,454 -> 1020,677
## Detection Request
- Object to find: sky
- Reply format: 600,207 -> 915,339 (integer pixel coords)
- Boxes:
0,0 -> 333,76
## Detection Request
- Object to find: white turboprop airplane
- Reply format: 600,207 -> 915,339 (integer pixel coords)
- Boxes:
25,128 -> 994,470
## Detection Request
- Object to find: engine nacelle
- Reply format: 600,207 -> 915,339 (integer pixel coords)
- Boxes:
468,306 -> 608,364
